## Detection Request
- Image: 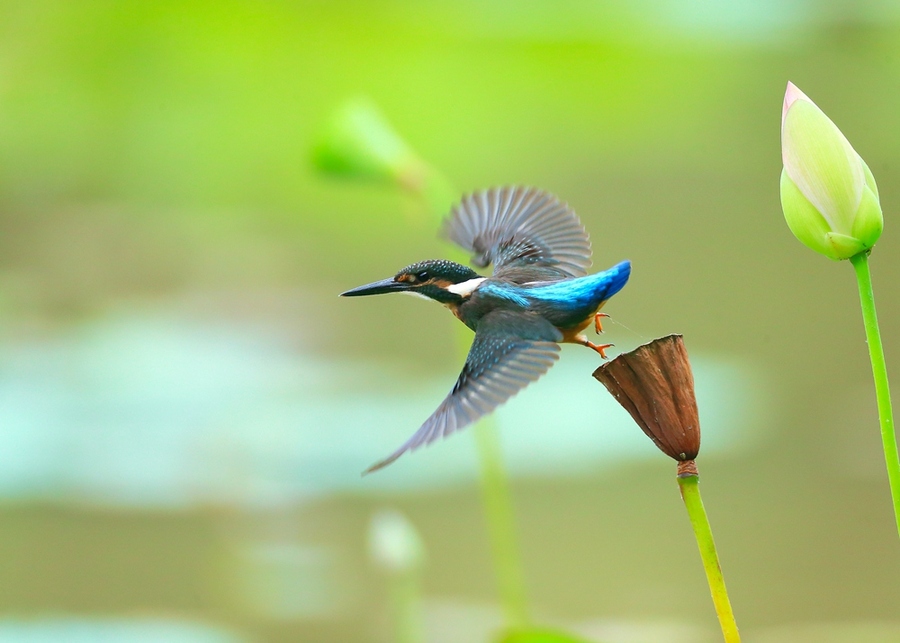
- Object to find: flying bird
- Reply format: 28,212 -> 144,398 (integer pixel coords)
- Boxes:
342,186 -> 631,472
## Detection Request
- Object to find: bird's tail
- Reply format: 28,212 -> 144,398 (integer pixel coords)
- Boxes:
597,259 -> 631,300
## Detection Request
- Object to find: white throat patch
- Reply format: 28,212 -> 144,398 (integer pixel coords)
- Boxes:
447,277 -> 486,297
399,290 -> 430,301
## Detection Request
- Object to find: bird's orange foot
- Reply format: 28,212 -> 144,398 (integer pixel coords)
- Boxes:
585,340 -> 614,359
594,312 -> 610,334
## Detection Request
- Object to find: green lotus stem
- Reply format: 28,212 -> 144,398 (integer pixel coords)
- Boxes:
473,416 -> 529,628
390,573 -> 424,643
677,467 -> 740,643
423,175 -> 528,628
850,251 -> 900,538
314,102 -> 531,627
450,295 -> 530,629
397,151 -> 532,629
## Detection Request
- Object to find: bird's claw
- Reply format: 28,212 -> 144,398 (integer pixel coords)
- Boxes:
587,341 -> 614,359
594,312 -> 610,334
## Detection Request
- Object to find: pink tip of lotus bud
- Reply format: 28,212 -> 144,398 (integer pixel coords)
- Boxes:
782,81 -> 814,130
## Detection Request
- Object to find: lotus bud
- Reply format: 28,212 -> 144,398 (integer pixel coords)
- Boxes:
312,98 -> 456,216
312,98 -> 427,190
593,335 -> 700,463
780,82 -> 882,260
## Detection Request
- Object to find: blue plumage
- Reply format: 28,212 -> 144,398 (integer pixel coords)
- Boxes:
519,260 -> 631,312
477,281 -> 531,307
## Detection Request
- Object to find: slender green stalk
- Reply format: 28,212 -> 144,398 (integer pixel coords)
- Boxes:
474,416 -> 530,628
677,465 -> 740,643
429,177 -> 529,628
850,251 -> 900,538
389,572 -> 424,643
316,105 -> 532,628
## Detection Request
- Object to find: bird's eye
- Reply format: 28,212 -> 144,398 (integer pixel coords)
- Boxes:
416,271 -> 430,282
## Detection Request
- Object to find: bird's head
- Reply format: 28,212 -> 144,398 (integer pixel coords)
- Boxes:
341,259 -> 484,304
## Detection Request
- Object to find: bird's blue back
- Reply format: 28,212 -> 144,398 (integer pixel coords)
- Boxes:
474,259 -> 631,330
524,259 -> 630,306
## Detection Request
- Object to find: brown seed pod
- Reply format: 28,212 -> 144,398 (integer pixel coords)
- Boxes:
593,334 -> 700,462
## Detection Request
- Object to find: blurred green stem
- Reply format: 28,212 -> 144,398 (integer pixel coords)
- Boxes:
390,573 -> 424,643
404,166 -> 458,221
677,466 -> 740,643
452,301 -> 530,629
850,251 -> 900,539
426,173 -> 529,629
474,417 -> 530,628
315,100 -> 531,627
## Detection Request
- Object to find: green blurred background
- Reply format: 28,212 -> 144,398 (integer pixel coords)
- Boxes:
0,1 -> 899,641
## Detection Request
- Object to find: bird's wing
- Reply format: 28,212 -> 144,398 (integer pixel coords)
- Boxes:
365,311 -> 563,473
442,186 -> 592,279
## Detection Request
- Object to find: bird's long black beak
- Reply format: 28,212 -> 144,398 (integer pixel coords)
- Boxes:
340,277 -> 408,297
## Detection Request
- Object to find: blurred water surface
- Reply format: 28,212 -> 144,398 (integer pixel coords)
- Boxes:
0,1 -> 899,641
0,619 -> 243,643
0,308 -> 764,504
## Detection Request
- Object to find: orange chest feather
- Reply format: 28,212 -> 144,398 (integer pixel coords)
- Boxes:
560,317 -> 593,344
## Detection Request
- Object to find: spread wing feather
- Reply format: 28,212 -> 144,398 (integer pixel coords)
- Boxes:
442,186 -> 592,279
365,311 -> 562,473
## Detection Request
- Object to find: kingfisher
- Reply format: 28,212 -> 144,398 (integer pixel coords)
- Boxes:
342,186 -> 631,472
